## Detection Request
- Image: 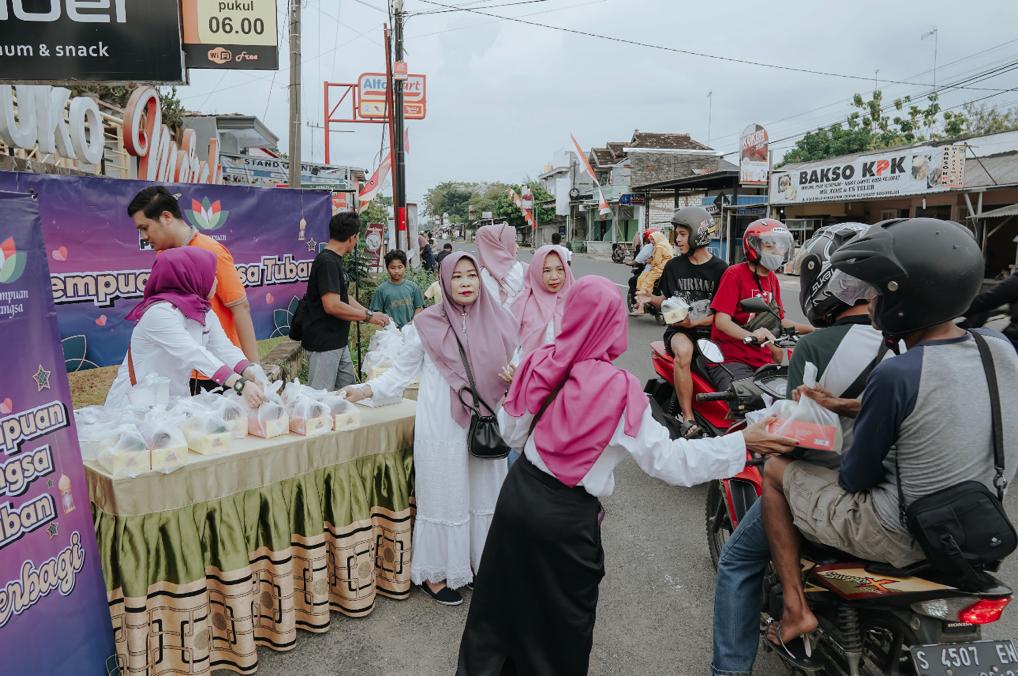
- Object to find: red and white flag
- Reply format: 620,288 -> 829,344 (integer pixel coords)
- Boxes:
508,187 -> 537,231
359,151 -> 392,209
570,132 -> 612,216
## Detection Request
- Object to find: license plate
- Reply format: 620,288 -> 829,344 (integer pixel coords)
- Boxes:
911,640 -> 1018,676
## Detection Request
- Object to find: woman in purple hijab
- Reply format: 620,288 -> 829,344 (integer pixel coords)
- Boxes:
105,248 -> 266,409
343,252 -> 517,606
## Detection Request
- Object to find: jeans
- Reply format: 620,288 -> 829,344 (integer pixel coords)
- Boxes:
711,498 -> 770,676
307,346 -> 356,391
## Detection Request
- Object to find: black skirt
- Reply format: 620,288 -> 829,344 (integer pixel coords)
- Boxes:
457,455 -> 605,676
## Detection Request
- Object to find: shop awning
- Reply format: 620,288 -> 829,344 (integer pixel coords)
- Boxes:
968,203 -> 1018,219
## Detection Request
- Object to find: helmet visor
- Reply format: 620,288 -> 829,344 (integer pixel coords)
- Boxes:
756,230 -> 794,270
828,270 -> 880,306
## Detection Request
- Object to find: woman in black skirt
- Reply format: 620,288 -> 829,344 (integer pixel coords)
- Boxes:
457,276 -> 795,675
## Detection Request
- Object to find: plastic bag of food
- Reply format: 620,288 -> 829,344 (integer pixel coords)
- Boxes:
127,373 -> 171,408
363,324 -> 403,379
662,296 -> 690,325
192,392 -> 248,439
96,424 -> 151,478
325,394 -> 361,431
286,395 -> 332,436
766,363 -> 843,453
179,410 -> 232,455
138,414 -> 189,473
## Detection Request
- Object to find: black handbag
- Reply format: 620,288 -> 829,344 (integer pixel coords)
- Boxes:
453,333 -> 510,459
287,295 -> 308,342
895,331 -> 1017,584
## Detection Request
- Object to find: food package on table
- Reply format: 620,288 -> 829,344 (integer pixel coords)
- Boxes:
662,296 -> 690,325
320,393 -> 361,431
248,401 -> 289,438
138,414 -> 189,473
363,324 -> 403,379
127,373 -> 171,408
96,424 -> 152,478
179,410 -> 232,455
286,395 -> 333,436
192,392 -> 248,440
765,363 -> 843,453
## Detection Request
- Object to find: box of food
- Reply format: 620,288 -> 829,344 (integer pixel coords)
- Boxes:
151,445 -> 190,472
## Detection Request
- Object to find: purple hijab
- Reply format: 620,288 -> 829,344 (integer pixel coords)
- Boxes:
414,252 -> 518,428
126,247 -> 217,325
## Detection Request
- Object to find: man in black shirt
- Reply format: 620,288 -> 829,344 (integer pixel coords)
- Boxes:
436,243 -> 453,268
302,212 -> 390,390
650,207 -> 728,435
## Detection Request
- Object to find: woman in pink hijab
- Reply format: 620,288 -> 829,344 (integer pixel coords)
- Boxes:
510,245 -> 575,356
475,223 -> 525,310
343,252 -> 517,607
457,276 -> 796,675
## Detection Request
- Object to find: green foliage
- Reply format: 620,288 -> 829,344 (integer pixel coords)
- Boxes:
69,84 -> 187,131
360,195 -> 390,229
492,181 -> 554,236
782,91 -> 1018,165
423,181 -> 478,223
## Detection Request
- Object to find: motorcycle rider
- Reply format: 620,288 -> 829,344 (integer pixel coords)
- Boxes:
709,222 -> 886,675
961,260 -> 1018,352
648,207 -> 728,437
760,218 -> 1018,660
627,228 -> 657,308
709,219 -> 812,391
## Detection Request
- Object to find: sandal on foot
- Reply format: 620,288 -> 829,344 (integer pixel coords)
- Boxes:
420,584 -> 463,606
766,619 -> 815,664
677,419 -> 702,439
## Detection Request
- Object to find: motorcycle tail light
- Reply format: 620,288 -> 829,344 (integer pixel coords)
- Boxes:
958,597 -> 1011,625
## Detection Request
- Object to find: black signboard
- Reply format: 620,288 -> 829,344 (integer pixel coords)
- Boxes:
181,0 -> 278,70
0,0 -> 184,83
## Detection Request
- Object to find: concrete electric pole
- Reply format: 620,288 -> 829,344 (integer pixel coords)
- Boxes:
392,0 -> 408,252
287,0 -> 302,188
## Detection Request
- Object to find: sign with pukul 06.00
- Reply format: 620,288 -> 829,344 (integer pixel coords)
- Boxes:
181,0 -> 278,70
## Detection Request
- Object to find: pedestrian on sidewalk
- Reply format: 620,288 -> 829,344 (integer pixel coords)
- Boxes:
456,276 -> 797,675
342,252 -> 518,607
476,223 -> 525,311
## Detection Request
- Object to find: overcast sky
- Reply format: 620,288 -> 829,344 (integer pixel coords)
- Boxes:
177,0 -> 1018,204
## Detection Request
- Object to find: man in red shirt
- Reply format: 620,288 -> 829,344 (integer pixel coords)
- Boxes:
709,219 -> 812,391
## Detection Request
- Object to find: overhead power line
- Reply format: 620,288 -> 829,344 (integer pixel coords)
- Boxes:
417,0 -> 1013,92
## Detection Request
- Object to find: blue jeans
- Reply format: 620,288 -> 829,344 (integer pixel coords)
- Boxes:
711,498 -> 770,676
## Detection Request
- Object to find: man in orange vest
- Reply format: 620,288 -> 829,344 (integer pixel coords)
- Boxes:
128,186 -> 260,393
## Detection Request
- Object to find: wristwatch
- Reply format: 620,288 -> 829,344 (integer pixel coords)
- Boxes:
364,309 -> 374,322
233,378 -> 247,395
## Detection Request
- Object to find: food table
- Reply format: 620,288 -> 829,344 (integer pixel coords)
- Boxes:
85,400 -> 417,676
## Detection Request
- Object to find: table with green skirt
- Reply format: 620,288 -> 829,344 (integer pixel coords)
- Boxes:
84,400 -> 417,675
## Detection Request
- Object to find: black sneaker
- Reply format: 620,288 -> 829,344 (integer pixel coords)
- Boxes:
420,584 -> 463,606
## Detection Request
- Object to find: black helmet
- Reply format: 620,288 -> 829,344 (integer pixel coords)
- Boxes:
830,218 -> 983,338
798,222 -> 870,327
670,206 -> 715,251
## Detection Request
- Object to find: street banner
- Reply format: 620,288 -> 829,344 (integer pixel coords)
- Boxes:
0,191 -> 117,674
0,172 -> 332,370
569,133 -> 612,216
739,124 -> 769,186
180,0 -> 279,70
769,143 -> 967,205
221,153 -> 354,190
0,0 -> 184,83
508,188 -> 537,231
359,152 -> 392,209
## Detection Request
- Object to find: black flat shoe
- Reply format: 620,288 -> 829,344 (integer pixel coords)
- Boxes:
420,584 -> 463,606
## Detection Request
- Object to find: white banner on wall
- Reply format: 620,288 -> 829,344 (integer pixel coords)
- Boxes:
770,144 -> 966,205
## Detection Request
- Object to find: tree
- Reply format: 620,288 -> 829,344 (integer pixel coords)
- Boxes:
69,85 -> 187,131
423,181 -> 479,223
492,181 -> 555,237
360,196 -> 390,229
942,102 -> 1018,138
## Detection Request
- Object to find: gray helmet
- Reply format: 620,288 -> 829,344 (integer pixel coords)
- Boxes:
670,206 -> 715,250
798,222 -> 870,327
830,218 -> 983,338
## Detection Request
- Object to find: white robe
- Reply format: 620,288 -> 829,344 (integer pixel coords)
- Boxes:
368,325 -> 508,589
498,403 -> 747,497
480,261 -> 525,311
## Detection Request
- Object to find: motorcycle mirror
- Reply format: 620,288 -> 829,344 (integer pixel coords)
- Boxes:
738,297 -> 771,314
697,339 -> 724,364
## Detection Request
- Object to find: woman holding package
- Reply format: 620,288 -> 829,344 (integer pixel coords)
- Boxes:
342,252 -> 517,607
105,247 -> 266,409
632,229 -> 673,315
456,276 -> 797,675
475,223 -> 525,310
510,245 -> 575,356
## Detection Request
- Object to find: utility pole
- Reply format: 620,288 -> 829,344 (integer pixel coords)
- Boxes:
287,0 -> 302,188
391,0 -> 408,253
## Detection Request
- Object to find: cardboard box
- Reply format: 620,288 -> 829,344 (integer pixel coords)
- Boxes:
185,431 -> 233,455
334,409 -> 361,431
151,445 -> 190,472
290,415 -> 332,437
250,414 -> 290,439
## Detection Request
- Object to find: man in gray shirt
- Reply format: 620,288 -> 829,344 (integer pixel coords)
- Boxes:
759,217 -> 1018,655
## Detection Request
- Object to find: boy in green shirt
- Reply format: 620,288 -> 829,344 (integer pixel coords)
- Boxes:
370,249 -> 425,328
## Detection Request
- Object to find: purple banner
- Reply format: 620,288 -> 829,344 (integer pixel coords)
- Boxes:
0,172 -> 333,370
0,191 -> 116,673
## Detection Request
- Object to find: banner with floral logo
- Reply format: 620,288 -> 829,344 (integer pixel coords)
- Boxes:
0,172 -> 333,369
0,191 -> 117,673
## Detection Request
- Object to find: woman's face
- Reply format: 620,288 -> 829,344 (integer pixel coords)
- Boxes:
450,258 -> 480,305
542,252 -> 566,293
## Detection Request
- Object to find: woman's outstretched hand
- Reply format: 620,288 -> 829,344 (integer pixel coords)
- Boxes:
741,416 -> 798,455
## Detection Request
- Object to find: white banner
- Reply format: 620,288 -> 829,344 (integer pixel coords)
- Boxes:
770,144 -> 966,205
555,176 -> 571,216
740,123 -> 769,186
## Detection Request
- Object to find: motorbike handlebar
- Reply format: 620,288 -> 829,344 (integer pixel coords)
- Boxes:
695,391 -> 737,403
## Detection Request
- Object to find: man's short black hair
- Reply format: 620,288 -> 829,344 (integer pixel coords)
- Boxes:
551,232 -> 562,244
442,243 -> 452,250
127,186 -> 181,219
330,211 -> 360,242
384,249 -> 407,267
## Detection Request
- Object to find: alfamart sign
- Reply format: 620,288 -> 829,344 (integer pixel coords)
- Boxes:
0,84 -> 224,184
769,144 -> 966,205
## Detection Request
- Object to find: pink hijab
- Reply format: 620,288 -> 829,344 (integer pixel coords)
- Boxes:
504,276 -> 648,487
415,252 -> 518,428
475,223 -> 518,283
126,247 -> 216,325
510,246 -> 575,355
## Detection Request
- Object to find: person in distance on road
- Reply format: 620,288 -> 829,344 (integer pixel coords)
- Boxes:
475,223 -> 525,311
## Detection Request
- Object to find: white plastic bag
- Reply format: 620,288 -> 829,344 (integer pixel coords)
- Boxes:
662,296 -> 690,325
192,392 -> 248,439
127,373 -> 171,407
96,424 -> 151,478
363,324 -> 403,378
138,413 -> 189,473
286,395 -> 332,436
767,363 -> 843,452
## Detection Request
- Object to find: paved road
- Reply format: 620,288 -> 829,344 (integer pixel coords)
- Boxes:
248,250 -> 1018,675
